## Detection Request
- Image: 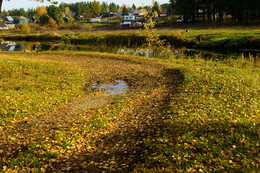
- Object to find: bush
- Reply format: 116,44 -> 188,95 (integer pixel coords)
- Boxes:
48,17 -> 57,28
39,14 -> 49,26
58,23 -> 82,30
20,23 -> 30,34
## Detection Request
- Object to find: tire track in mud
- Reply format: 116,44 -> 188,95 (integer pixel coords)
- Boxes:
0,52 -> 184,172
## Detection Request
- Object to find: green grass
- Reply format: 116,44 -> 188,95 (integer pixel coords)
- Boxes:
0,51 -> 259,172
159,27 -> 260,50
136,56 -> 260,172
0,55 -> 86,124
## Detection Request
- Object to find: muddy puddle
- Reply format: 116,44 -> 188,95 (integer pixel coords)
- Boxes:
69,80 -> 129,115
91,80 -> 129,95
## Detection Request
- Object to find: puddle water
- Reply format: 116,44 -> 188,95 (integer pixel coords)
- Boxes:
92,80 -> 128,95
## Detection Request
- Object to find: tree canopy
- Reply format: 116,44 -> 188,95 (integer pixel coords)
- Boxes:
109,2 -> 118,13
171,0 -> 260,23
46,5 -> 63,24
91,0 -> 101,17
152,1 -> 161,14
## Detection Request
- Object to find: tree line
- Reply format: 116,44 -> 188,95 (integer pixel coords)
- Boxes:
2,0 -> 258,25
0,1 -> 119,19
0,1 -> 171,20
171,0 -> 260,23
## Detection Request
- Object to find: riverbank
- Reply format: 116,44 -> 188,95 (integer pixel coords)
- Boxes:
0,51 -> 259,172
1,26 -> 260,53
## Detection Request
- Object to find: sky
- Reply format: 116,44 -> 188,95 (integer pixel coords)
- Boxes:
2,0 -> 170,11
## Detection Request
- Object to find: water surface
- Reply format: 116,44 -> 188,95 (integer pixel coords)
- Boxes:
1,41 -> 258,60
91,80 -> 129,95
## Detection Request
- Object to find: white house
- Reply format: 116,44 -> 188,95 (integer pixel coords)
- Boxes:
6,24 -> 15,29
121,14 -> 136,26
123,14 -> 136,21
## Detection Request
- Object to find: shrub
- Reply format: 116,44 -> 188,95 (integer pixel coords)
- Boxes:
39,14 -> 49,26
58,23 -> 82,30
48,17 -> 57,28
20,23 -> 30,34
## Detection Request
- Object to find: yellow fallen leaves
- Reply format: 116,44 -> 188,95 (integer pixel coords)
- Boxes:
110,161 -> 116,165
2,166 -> 7,172
0,51 -> 259,172
40,168 -> 46,173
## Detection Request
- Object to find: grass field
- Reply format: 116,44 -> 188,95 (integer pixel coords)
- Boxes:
0,51 -> 259,172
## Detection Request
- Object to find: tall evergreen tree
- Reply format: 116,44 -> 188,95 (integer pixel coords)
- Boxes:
132,4 -> 137,10
122,5 -> 128,15
46,5 -> 63,24
101,2 -> 108,15
109,2 -> 118,13
91,0 -> 101,17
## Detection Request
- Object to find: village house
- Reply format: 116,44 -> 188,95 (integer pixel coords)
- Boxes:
103,12 -> 115,18
0,22 -> 15,30
14,16 -> 29,24
5,16 -> 14,23
75,15 -> 84,21
116,13 -> 123,17
0,23 -> 9,30
121,14 -> 137,27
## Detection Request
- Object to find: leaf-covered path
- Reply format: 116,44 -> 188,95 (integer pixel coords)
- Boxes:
0,52 -> 184,172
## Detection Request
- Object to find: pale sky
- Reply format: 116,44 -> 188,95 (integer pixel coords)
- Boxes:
2,0 -> 170,11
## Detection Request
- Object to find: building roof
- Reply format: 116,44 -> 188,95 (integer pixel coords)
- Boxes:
15,16 -> 29,20
5,16 -> 14,22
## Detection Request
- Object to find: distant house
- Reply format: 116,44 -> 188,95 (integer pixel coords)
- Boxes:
136,16 -> 145,22
6,24 -> 15,29
5,16 -> 14,23
121,14 -> 139,27
0,23 -> 9,30
159,13 -> 170,22
14,16 -> 29,24
30,16 -> 36,23
132,10 -> 143,16
63,17 -> 69,23
103,12 -> 115,18
116,13 -> 123,17
123,14 -> 136,21
75,15 -> 84,21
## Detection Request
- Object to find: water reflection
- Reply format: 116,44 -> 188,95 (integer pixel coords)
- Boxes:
0,41 -> 46,52
0,41 -> 115,52
91,80 -> 128,95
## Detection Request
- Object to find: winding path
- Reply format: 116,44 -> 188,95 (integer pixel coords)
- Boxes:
0,52 -> 184,172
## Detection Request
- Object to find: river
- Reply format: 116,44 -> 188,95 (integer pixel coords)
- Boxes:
0,41 -> 259,60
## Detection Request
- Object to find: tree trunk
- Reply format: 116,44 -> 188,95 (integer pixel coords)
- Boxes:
0,0 -> 3,15
218,11 -> 223,22
207,4 -> 211,22
202,5 -> 205,22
